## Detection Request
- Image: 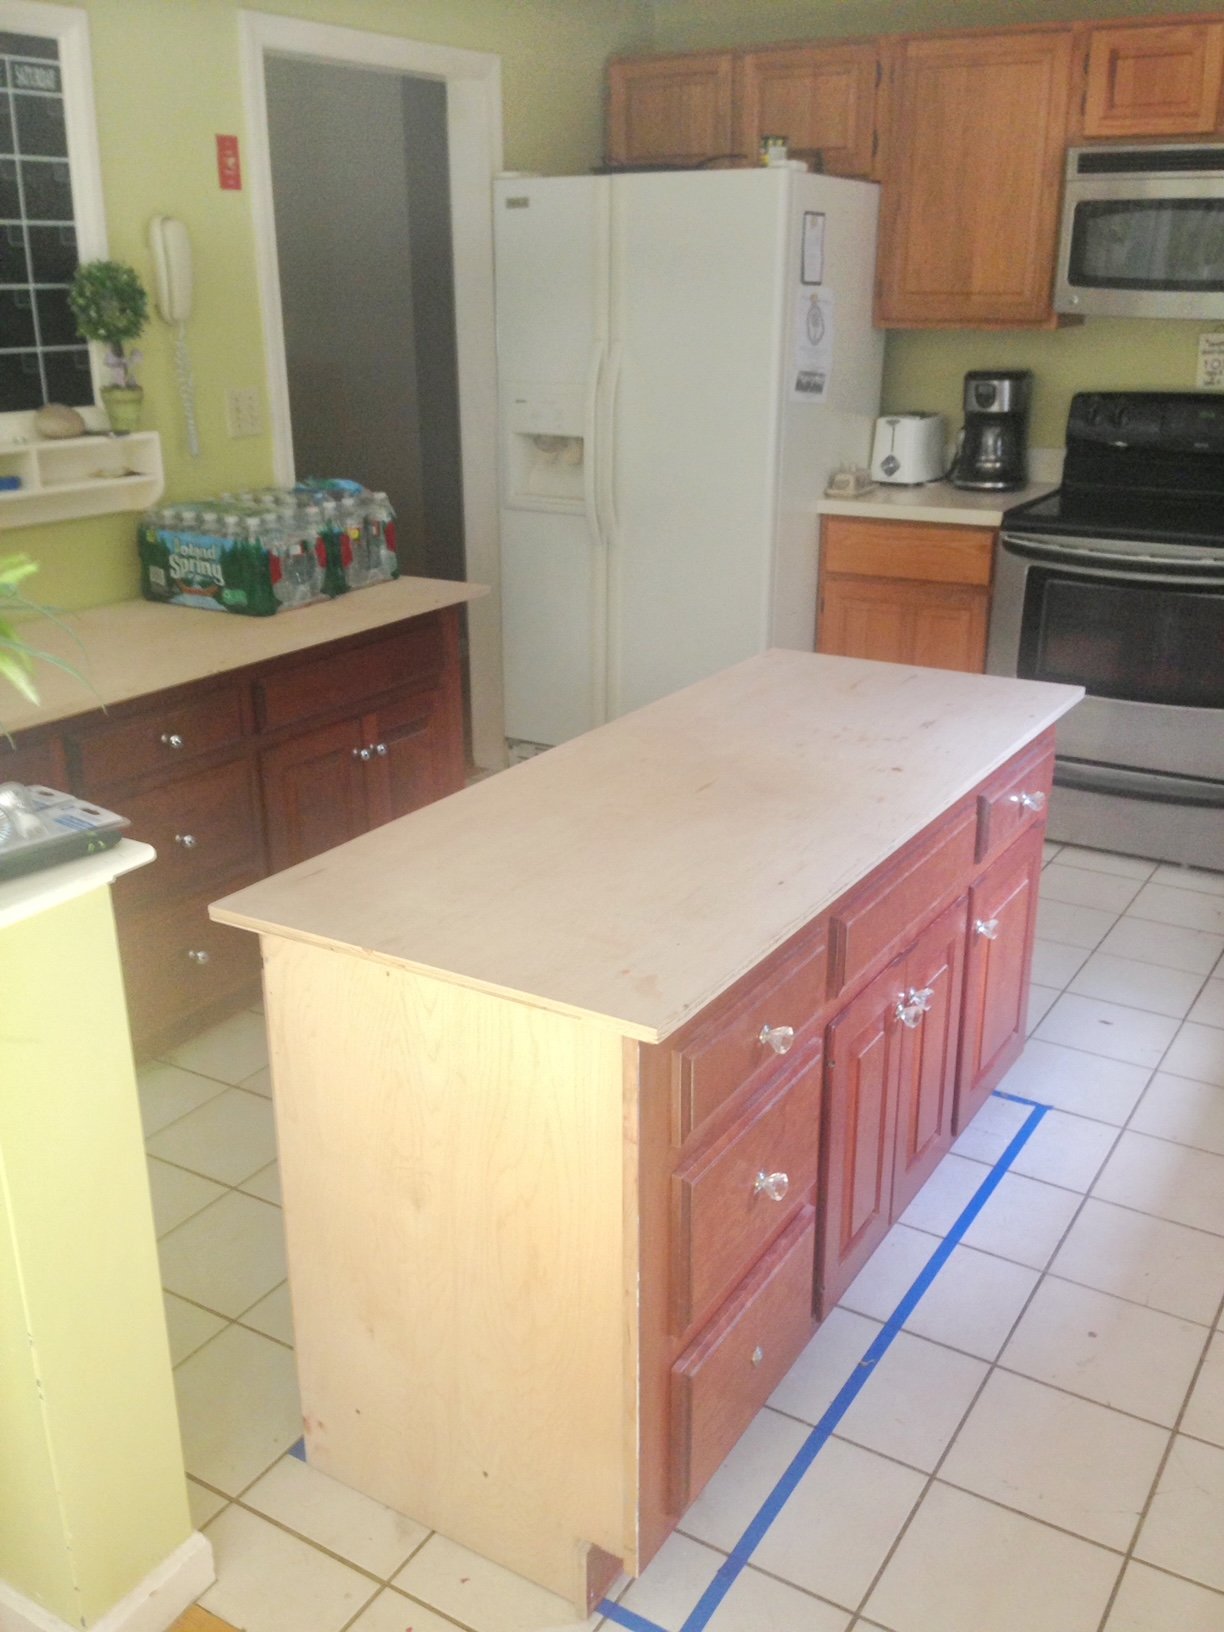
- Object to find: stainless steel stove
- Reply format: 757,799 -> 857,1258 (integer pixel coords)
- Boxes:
987,391 -> 1224,871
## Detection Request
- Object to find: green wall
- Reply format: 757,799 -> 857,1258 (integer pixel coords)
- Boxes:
645,0 -> 1212,449
17,0 -> 650,613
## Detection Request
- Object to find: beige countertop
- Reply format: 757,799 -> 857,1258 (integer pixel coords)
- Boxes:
3,577 -> 487,737
213,650 -> 1082,1043
817,477 -> 1056,528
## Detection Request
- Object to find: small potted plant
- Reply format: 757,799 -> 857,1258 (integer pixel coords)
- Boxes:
67,259 -> 149,434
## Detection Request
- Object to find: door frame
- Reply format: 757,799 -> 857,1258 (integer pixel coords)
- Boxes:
238,10 -> 505,769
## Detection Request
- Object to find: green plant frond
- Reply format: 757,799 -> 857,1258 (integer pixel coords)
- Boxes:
0,646 -> 39,703
0,554 -> 40,595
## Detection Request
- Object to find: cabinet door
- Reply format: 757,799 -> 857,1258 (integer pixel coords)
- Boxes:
607,54 -> 737,166
891,896 -> 967,1218
819,955 -> 904,1312
364,686 -> 461,830
955,826 -> 1043,1133
261,716 -> 369,873
819,576 -> 988,673
1081,22 -> 1224,138
0,732 -> 66,788
738,43 -> 878,176
876,30 -> 1073,327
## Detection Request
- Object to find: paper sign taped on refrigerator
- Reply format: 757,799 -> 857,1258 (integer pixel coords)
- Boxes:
791,288 -> 835,401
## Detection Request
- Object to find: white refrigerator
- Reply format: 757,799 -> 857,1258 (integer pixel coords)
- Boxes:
494,167 -> 884,750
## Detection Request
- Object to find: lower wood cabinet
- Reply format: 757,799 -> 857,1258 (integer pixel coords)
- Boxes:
11,606 -> 466,1057
817,516 -> 995,674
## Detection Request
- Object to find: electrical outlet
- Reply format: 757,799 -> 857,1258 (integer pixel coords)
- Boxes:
1196,331 -> 1224,391
225,385 -> 263,437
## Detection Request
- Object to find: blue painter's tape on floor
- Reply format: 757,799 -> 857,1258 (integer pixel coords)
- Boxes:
289,1437 -> 307,1461
599,1091 -> 1049,1632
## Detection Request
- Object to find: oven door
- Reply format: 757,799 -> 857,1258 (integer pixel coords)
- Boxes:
988,531 -> 1224,791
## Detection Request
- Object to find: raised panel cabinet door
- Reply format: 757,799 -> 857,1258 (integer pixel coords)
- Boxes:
876,30 -> 1074,327
955,825 -> 1043,1134
738,43 -> 878,176
363,687 -> 459,829
607,54 -> 736,165
891,895 -> 968,1218
818,576 -> 910,663
1082,22 -> 1224,138
909,584 -> 989,674
261,715 -> 369,873
819,955 -> 904,1313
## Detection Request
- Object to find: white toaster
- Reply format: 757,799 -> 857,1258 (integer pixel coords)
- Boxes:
869,412 -> 948,485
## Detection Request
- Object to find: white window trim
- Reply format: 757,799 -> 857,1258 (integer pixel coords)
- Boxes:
0,0 -> 109,441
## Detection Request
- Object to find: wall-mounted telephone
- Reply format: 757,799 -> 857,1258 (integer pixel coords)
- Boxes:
147,214 -> 199,457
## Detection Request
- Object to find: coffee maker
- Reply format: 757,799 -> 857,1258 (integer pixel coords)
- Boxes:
949,370 -> 1031,490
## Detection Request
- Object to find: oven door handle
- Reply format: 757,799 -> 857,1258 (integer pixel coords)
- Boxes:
1056,760 -> 1224,810
1001,531 -> 1224,583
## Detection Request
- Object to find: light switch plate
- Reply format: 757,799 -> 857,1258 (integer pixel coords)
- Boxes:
1196,331 -> 1224,391
225,386 -> 263,437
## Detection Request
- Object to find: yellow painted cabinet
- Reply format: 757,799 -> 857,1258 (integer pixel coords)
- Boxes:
1079,20 -> 1224,138
737,42 -> 879,177
606,52 -> 737,166
875,29 -> 1074,328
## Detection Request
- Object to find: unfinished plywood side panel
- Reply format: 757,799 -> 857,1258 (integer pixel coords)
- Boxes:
261,935 -> 626,1603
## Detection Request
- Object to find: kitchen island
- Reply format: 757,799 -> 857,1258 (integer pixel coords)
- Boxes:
211,651 -> 1081,1611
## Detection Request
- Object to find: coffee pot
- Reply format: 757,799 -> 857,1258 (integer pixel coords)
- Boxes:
949,370 -> 1031,491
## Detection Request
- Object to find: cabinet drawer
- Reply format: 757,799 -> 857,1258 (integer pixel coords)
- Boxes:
68,684 -> 249,793
0,732 -> 67,788
829,807 -> 976,996
822,518 -> 995,587
670,1207 -> 816,1511
975,737 -> 1054,868
672,1055 -> 822,1333
671,925 -> 829,1143
116,756 -> 265,905
255,620 -> 445,732
116,882 -> 262,1052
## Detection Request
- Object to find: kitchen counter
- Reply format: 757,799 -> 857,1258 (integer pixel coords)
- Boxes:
817,476 -> 1056,528
2,576 -> 487,737
213,650 -> 1079,1042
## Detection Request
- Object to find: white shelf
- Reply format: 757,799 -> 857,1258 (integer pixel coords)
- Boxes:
0,431 -> 164,529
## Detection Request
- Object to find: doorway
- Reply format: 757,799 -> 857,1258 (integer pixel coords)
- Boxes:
238,12 -> 504,768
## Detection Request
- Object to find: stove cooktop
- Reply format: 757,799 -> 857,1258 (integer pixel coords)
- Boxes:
1004,487 -> 1224,550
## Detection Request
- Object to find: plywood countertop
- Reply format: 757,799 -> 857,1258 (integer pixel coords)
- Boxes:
816,478 -> 1056,529
212,652 -> 1081,1043
2,577 -> 487,736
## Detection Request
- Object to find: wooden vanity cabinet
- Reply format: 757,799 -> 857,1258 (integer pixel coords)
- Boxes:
817,517 -> 995,673
1076,19 -> 1224,138
737,42 -> 879,177
875,28 -> 1073,328
606,52 -> 738,167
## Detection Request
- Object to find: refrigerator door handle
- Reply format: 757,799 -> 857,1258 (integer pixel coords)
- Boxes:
583,340 -> 607,548
599,341 -> 623,543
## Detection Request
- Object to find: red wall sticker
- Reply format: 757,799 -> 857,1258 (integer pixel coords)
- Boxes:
216,134 -> 242,191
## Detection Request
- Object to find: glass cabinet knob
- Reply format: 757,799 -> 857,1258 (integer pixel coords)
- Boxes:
753,1170 -> 789,1202
975,917 -> 1000,939
759,1023 -> 795,1055
160,732 -> 184,750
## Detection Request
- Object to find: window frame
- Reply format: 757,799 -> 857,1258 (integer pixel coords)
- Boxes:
0,0 -> 109,438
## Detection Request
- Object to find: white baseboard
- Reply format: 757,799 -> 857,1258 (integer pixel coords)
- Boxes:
0,1532 -> 215,1632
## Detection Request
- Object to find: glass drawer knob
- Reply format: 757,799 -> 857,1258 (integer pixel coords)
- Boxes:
175,833 -> 198,849
754,1170 -> 789,1202
186,949 -> 210,965
353,746 -> 372,762
1008,790 -> 1046,812
751,1346 -> 765,1367
759,1023 -> 795,1055
160,732 -> 184,750
975,917 -> 1000,939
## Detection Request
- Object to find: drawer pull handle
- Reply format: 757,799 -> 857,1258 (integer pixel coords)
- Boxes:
373,742 -> 388,757
975,917 -> 1000,940
895,986 -> 934,1029
174,833 -> 198,850
160,732 -> 184,751
186,949 -> 210,965
754,1170 -> 789,1202
1007,790 -> 1046,812
353,746 -> 372,762
759,1023 -> 795,1056
751,1346 -> 765,1368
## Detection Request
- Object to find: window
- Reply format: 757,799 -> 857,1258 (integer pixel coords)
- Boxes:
0,2 -> 106,426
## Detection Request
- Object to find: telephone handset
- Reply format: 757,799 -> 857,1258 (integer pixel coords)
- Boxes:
148,214 -> 199,456
148,214 -> 193,323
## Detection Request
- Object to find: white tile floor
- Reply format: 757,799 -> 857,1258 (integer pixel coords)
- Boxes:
138,840 -> 1224,1632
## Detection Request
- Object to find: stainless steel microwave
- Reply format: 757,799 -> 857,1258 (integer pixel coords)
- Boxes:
1055,143 -> 1224,319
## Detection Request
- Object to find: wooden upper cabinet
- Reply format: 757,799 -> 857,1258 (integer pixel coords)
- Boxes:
737,42 -> 879,177
876,29 -> 1074,328
606,52 -> 737,166
1079,21 -> 1224,139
